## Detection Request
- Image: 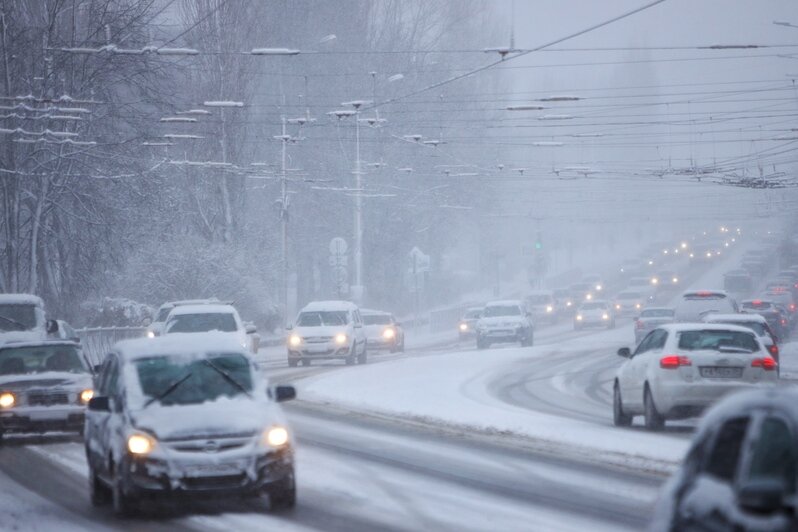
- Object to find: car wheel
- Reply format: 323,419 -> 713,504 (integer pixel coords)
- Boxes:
89,464 -> 111,506
268,469 -> 296,510
477,338 -> 489,350
644,385 -> 665,431
288,358 -> 298,368
300,359 -> 311,367
358,344 -> 368,364
613,383 -> 633,427
345,346 -> 356,365
111,463 -> 138,517
399,339 -> 405,353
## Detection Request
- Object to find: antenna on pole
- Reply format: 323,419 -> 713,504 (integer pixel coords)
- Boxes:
510,0 -> 516,50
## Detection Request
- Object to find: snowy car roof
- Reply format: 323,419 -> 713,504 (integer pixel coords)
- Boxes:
114,333 -> 248,361
703,313 -> 767,324
0,294 -> 44,307
167,304 -> 237,316
656,323 -> 759,335
360,308 -> 390,316
300,300 -> 358,312
696,387 -> 796,441
158,298 -> 222,310
0,339 -> 79,351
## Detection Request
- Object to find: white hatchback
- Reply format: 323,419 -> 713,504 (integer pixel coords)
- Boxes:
613,323 -> 778,430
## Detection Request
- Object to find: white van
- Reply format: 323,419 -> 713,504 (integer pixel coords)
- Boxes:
287,301 -> 367,366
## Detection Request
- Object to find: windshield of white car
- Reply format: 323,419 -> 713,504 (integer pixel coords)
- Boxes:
580,302 -> 606,310
297,311 -> 348,326
165,313 -> 237,333
363,315 -> 391,325
677,330 -> 758,353
0,304 -> 37,332
135,352 -> 253,406
0,345 -> 88,375
483,305 -> 521,317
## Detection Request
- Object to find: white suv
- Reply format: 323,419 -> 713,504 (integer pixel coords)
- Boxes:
163,304 -> 257,353
287,301 -> 367,366
613,323 -> 778,430
475,300 -> 534,349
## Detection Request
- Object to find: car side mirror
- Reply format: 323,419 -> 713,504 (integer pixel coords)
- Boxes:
88,396 -> 110,412
617,347 -> 632,358
273,385 -> 296,403
738,479 -> 786,514
245,323 -> 257,334
45,319 -> 59,334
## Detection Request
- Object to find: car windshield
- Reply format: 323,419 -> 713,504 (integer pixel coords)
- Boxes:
0,345 -> 87,375
155,307 -> 172,322
363,315 -> 391,325
641,309 -> 674,318
165,313 -> 237,333
483,305 -> 521,317
134,352 -> 253,407
0,304 -> 37,332
297,311 -> 349,326
677,330 -> 759,352
464,310 -> 482,319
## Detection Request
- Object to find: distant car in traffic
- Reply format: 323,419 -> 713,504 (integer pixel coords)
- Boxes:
723,269 -> 754,298
524,290 -> 558,325
581,274 -> 605,294
614,324 -> 778,431
674,290 -> 738,322
634,307 -> 675,344
84,334 -> 296,516
612,291 -> 646,317
574,300 -> 615,330
0,340 -> 93,439
627,277 -> 657,302
740,299 -> 790,339
361,309 -> 404,353
287,300 -> 367,366
552,288 -> 575,315
163,303 -> 257,353
702,313 -> 780,365
569,282 -> 596,303
651,388 -> 797,531
0,294 -> 48,345
652,270 -> 679,292
458,307 -> 483,340
147,298 -> 222,338
475,300 -> 533,349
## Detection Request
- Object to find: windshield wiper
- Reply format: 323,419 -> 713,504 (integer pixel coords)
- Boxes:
143,372 -> 193,408
0,315 -> 27,330
202,359 -> 252,398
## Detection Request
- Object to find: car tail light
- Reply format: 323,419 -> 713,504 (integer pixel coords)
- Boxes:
660,355 -> 692,369
782,318 -> 788,326
752,357 -> 777,371
790,304 -> 796,312
769,344 -> 779,358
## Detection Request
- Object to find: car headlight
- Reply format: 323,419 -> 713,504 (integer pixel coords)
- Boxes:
264,426 -> 289,447
576,315 -> 583,321
80,389 -> 94,404
0,392 -> 15,408
635,303 -> 641,309
585,293 -> 593,300
545,305 -> 553,313
602,314 -> 609,320
459,323 -> 468,332
334,333 -> 348,345
146,330 -> 155,339
566,301 -> 572,307
127,433 -> 156,455
651,278 -> 659,285
288,334 -> 302,347
615,304 -> 621,310
596,284 -> 603,291
672,277 -> 679,283
383,328 -> 396,340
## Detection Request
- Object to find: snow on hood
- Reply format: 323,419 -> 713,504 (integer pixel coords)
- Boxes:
478,316 -> 526,327
0,371 -> 91,389
131,395 -> 279,440
0,330 -> 46,346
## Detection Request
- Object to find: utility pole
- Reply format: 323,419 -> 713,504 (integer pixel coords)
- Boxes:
280,115 -> 288,319
354,104 -> 363,299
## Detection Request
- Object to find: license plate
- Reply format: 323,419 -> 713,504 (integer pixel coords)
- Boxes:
306,345 -> 329,353
700,367 -> 743,379
185,463 -> 241,477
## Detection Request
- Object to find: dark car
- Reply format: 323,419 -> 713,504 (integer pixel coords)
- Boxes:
741,299 -> 790,339
85,334 -> 296,516
651,388 -> 797,532
458,307 -> 483,340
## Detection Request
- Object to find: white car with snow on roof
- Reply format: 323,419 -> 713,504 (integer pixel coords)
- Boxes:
0,293 -> 50,345
162,303 -> 257,353
84,334 -> 296,516
614,323 -> 778,431
475,300 -> 533,349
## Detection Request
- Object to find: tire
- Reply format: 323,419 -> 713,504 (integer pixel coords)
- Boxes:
89,464 -> 111,507
357,343 -> 368,364
613,383 -> 633,427
345,345 -> 356,365
644,385 -> 665,431
521,331 -> 533,347
269,470 -> 296,510
111,463 -> 138,517
288,358 -> 298,368
477,338 -> 489,350
399,340 -> 405,353
300,359 -> 311,367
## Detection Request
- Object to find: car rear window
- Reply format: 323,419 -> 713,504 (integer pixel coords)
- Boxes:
677,330 -> 759,353
641,309 -> 674,318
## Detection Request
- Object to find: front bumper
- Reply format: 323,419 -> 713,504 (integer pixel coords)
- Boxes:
288,343 -> 350,359
366,336 -> 398,349
124,446 -> 294,498
0,406 -> 85,433
478,328 -> 527,342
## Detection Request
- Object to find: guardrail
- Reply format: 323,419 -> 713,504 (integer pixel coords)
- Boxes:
76,326 -> 147,366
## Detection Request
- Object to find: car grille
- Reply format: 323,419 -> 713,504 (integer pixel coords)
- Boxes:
304,336 -> 332,344
182,473 -> 248,490
162,431 -> 255,453
27,391 -> 69,406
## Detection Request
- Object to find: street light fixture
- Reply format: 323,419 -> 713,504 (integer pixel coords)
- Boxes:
250,48 -> 301,56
